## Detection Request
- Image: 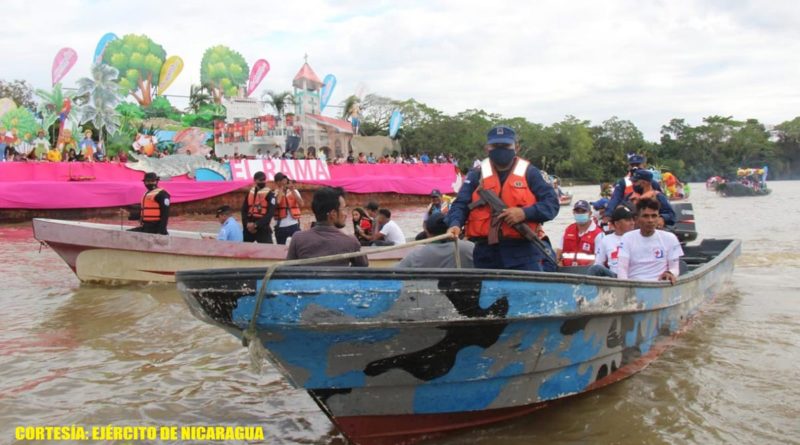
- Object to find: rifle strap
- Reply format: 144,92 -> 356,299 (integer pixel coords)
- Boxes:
488,216 -> 502,245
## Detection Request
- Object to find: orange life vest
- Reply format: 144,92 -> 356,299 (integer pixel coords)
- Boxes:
247,186 -> 271,220
141,188 -> 164,223
561,222 -> 604,266
276,191 -> 301,220
623,176 -> 634,196
465,158 -> 539,240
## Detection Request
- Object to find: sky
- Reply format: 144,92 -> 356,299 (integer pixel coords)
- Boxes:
2,0 -> 799,140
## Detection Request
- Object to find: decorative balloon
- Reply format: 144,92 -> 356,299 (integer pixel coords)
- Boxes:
0,98 -> 17,118
320,74 -> 336,112
389,110 -> 403,138
157,55 -> 184,95
52,48 -> 78,86
93,33 -> 118,65
246,59 -> 270,97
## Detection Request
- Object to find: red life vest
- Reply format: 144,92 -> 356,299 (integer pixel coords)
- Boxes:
276,191 -> 301,220
465,158 -> 539,240
141,188 -> 164,223
247,186 -> 271,219
561,222 -> 604,266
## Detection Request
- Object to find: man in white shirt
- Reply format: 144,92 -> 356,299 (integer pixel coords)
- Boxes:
588,205 -> 635,277
371,208 -> 406,246
617,198 -> 684,284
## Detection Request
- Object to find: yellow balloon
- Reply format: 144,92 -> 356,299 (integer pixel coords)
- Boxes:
157,55 -> 184,95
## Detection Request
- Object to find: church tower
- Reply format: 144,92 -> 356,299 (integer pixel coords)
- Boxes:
292,55 -> 324,116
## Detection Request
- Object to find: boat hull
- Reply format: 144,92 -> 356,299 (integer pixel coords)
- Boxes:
176,239 -> 739,444
33,218 -> 409,283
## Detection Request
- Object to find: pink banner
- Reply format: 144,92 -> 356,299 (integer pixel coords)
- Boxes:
246,59 -> 270,97
52,47 -> 78,86
0,162 -> 462,209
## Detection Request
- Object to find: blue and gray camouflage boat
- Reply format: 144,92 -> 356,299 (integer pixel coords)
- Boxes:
176,238 -> 740,445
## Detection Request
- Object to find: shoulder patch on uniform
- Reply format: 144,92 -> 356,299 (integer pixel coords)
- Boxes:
163,198 -> 170,206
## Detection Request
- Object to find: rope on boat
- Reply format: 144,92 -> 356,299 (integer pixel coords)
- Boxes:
241,233 -> 456,347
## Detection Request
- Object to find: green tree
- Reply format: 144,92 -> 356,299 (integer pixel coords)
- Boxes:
0,79 -> 36,110
143,96 -> 181,121
550,116 -> 599,180
261,90 -> 294,117
591,117 -> 647,180
200,45 -> 249,104
101,34 -> 167,106
75,63 -> 123,146
774,117 -> 800,178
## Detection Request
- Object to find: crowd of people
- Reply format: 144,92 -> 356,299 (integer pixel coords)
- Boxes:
126,125 -> 682,283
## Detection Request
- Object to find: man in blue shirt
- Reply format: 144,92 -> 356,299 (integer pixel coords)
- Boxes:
215,205 -> 243,242
446,125 -> 560,271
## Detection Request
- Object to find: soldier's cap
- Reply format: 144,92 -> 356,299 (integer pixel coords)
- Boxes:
143,172 -> 159,181
486,125 -> 516,145
430,189 -> 442,198
628,154 -> 645,165
591,198 -> 609,210
632,169 -> 653,182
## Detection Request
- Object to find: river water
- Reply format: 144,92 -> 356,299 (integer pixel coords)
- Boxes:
0,182 -> 798,444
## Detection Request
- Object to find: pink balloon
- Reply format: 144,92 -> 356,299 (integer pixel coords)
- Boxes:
52,48 -> 78,86
246,59 -> 270,97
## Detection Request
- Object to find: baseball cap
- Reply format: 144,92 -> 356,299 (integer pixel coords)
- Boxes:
627,154 -> 645,165
143,172 -> 159,181
632,169 -> 653,182
486,125 -> 516,145
611,205 -> 634,221
430,189 -> 442,198
573,200 -> 591,212
591,198 -> 609,210
216,205 -> 232,216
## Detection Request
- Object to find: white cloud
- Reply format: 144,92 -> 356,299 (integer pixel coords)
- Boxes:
1,0 -> 797,139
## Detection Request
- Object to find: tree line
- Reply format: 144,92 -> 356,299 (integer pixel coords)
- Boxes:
352,94 -> 800,182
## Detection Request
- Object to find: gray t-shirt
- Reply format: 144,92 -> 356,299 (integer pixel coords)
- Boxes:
287,224 -> 368,267
396,241 -> 475,268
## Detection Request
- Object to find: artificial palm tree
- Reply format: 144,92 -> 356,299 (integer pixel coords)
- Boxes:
34,83 -> 75,140
75,63 -> 123,149
187,84 -> 212,113
261,90 -> 295,117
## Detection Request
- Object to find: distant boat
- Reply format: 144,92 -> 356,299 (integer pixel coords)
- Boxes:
716,182 -> 771,197
177,239 -> 740,445
32,218 -> 410,284
558,193 -> 573,206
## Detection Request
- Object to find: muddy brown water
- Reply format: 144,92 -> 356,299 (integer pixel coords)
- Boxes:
1,182 -> 798,444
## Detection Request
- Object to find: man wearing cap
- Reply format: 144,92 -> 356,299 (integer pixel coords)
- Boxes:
416,189 -> 450,240
241,171 -> 276,243
587,205 -> 636,277
606,154 -> 662,216
129,172 -> 170,235
397,213 -> 474,268
625,169 -> 675,227
214,205 -> 243,242
273,172 -> 304,245
617,198 -> 684,284
446,125 -> 559,271
557,200 -> 605,267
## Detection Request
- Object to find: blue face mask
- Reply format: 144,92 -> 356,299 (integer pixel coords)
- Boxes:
489,148 -> 516,167
574,213 -> 590,224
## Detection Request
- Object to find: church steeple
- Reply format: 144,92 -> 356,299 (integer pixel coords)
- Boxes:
292,56 -> 323,115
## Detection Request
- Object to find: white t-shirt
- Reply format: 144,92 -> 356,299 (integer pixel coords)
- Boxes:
594,232 -> 623,274
618,229 -> 683,280
379,220 -> 406,245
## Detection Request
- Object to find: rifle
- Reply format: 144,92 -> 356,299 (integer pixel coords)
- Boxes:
470,187 -> 557,266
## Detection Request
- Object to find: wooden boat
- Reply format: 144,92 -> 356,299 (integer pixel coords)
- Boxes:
716,182 -> 771,197
176,238 -> 740,445
32,218 -> 411,284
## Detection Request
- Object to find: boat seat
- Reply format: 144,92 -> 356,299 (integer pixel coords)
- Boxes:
679,260 -> 689,275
